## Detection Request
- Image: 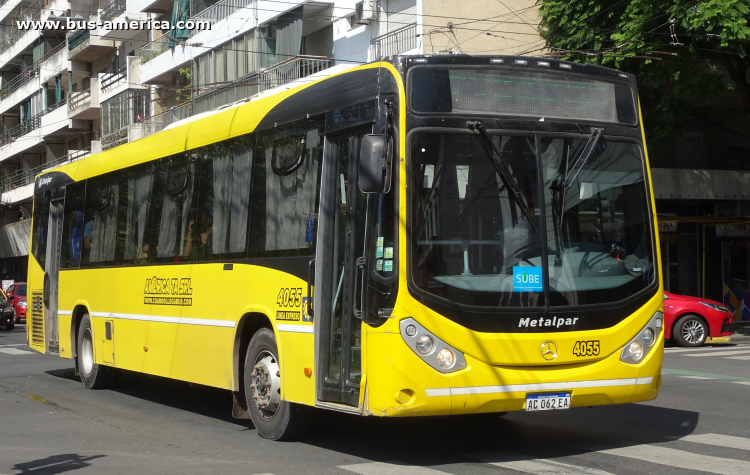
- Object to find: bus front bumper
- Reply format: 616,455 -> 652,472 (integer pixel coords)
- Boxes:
365,332 -> 663,417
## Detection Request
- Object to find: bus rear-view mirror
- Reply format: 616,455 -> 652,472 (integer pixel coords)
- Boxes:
359,134 -> 392,194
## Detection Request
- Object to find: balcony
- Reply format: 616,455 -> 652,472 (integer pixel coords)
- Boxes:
68,79 -> 100,120
99,56 -> 147,103
191,0 -> 253,31
0,44 -> 65,116
68,26 -> 114,62
137,33 -> 170,65
0,148 -> 90,193
369,23 -> 418,60
132,100 -> 192,139
98,0 -> 150,39
193,55 -> 334,115
0,5 -> 41,56
0,100 -> 67,148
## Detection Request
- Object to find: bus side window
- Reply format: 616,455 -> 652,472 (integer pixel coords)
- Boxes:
249,116 -> 325,256
117,162 -> 157,264
149,154 -> 197,261
60,182 -> 86,268
194,134 -> 254,261
31,190 -> 51,268
82,172 -> 122,266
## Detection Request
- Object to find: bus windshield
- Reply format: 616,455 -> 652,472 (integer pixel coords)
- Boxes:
410,132 -> 654,309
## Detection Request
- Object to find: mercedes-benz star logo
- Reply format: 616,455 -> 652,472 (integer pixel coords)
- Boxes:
540,341 -> 558,361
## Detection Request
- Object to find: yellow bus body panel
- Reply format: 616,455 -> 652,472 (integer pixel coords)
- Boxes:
26,60 -> 662,418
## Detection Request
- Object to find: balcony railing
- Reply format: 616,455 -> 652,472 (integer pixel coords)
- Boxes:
0,148 -> 90,192
137,33 -> 170,64
137,101 -> 193,138
1,42 -> 65,101
369,23 -> 417,59
68,87 -> 91,110
100,66 -> 127,91
0,99 -> 67,147
100,0 -> 125,22
191,0 -> 253,27
0,6 -> 42,55
193,55 -> 333,115
68,28 -> 90,50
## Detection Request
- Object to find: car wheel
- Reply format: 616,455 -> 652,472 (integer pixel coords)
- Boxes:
244,328 -> 313,440
77,313 -> 113,389
674,315 -> 708,347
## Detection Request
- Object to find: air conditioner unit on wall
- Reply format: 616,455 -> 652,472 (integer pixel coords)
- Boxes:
355,0 -> 378,25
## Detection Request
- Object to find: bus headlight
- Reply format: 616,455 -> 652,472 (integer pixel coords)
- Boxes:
620,311 -> 662,364
437,349 -> 455,369
400,318 -> 467,373
628,341 -> 644,361
416,335 -> 434,354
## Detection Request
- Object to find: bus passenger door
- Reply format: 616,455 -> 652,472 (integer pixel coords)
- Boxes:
43,186 -> 65,354
316,132 -> 368,407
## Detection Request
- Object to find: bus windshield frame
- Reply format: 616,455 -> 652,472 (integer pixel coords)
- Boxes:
407,126 -> 658,331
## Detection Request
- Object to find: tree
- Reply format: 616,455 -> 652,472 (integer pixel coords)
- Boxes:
538,0 -> 750,152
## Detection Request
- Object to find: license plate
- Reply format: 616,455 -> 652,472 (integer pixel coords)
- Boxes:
525,392 -> 571,411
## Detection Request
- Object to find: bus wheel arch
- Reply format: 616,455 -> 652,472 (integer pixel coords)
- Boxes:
233,312 -> 274,393
71,304 -> 90,360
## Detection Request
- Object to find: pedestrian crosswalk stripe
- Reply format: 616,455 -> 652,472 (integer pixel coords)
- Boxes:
471,451 -> 615,474
338,462 -> 450,474
679,376 -> 716,380
0,348 -> 34,355
678,433 -> 750,451
0,343 -> 27,347
732,381 -> 750,386
596,444 -> 750,474
685,349 -> 750,357
725,355 -> 750,360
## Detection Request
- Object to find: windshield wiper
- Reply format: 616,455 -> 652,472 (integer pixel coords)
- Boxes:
557,128 -> 605,227
466,121 -> 536,231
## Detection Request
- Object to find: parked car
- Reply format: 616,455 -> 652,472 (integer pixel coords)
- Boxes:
5,282 -> 26,324
0,288 -> 15,330
664,292 -> 735,347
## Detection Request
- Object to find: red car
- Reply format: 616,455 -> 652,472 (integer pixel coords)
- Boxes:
664,292 -> 735,347
5,282 -> 26,324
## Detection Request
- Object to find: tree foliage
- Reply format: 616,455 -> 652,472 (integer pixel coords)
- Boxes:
539,0 -> 750,152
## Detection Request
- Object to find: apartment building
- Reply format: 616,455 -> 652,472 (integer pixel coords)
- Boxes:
0,0 -> 541,283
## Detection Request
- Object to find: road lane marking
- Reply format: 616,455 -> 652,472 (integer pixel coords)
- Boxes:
338,462 -> 451,474
725,355 -> 750,360
663,369 -> 750,382
664,346 -> 744,353
732,381 -> 750,386
596,444 -> 750,474
0,348 -> 34,355
685,349 -> 750,357
678,433 -> 750,451
471,451 -> 615,474
679,376 -> 716,380
0,344 -> 27,347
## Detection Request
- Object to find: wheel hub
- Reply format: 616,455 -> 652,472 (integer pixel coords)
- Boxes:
81,328 -> 94,376
683,320 -> 704,344
250,354 -> 281,417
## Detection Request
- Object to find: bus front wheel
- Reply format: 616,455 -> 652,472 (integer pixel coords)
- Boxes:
244,328 -> 313,440
77,314 -> 113,389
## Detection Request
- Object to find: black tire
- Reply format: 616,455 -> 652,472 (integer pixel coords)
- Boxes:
244,328 -> 314,440
674,315 -> 708,347
77,313 -> 113,389
6,323 -> 14,330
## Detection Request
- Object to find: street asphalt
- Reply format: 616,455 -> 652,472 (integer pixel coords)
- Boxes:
1,325 -> 750,475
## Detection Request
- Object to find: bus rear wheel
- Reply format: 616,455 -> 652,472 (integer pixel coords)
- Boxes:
244,328 -> 313,440
77,313 -> 113,389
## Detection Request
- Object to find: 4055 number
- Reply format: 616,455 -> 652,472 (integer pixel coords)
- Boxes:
572,340 -> 600,357
277,287 -> 302,308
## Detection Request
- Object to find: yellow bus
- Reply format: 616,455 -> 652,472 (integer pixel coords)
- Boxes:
27,55 -> 663,440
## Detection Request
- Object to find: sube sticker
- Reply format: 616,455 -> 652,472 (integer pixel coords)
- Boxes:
513,266 -> 542,292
